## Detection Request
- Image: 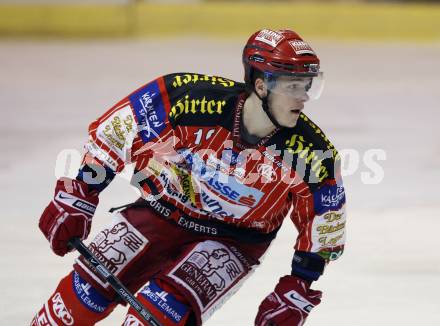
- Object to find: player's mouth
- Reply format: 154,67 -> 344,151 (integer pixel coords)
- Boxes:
290,102 -> 304,114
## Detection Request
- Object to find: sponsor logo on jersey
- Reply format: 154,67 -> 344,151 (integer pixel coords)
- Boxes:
205,177 -> 256,206
317,230 -> 345,248
200,191 -> 235,219
288,40 -> 315,55
172,73 -> 235,88
251,220 -> 266,229
51,293 -> 74,325
299,114 -> 340,161
155,166 -> 236,218
157,169 -> 191,205
172,166 -> 199,207
98,105 -> 135,156
149,149 -> 264,218
32,310 -> 51,326
143,194 -> 172,217
103,114 -> 134,147
178,149 -> 264,207
140,280 -> 189,323
313,183 -> 345,215
257,163 -> 277,182
221,148 -> 243,166
169,95 -> 226,120
255,29 -> 284,47
311,192 -> 346,252
316,211 -> 345,235
129,81 -> 167,143
262,149 -> 290,173
85,140 -> 118,170
168,241 -> 245,310
318,248 -> 344,261
285,134 -> 332,183
206,155 -> 245,181
72,271 -> 111,313
177,216 -> 218,235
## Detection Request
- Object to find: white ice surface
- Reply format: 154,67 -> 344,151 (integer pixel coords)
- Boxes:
0,39 -> 439,325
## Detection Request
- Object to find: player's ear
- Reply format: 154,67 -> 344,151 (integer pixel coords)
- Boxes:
254,78 -> 268,98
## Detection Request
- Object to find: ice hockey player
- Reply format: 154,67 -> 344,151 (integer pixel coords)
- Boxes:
32,28 -> 346,326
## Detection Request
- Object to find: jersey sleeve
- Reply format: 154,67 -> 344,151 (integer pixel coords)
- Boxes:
290,152 -> 346,262
78,76 -> 176,191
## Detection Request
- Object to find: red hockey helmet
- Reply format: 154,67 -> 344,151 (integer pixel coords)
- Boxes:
243,29 -> 324,100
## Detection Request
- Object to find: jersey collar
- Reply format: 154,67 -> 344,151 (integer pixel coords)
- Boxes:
232,92 -> 280,150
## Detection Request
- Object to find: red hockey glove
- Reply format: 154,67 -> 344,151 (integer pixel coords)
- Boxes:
39,177 -> 99,256
255,275 -> 322,326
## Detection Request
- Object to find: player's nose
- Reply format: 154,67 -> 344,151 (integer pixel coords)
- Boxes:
298,91 -> 309,102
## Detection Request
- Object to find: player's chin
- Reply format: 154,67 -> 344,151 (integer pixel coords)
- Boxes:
280,116 -> 299,128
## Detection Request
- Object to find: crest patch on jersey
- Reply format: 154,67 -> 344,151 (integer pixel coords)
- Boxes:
167,240 -> 248,321
77,213 -> 149,288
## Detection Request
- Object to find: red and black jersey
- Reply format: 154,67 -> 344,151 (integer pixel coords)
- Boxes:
83,72 -> 345,261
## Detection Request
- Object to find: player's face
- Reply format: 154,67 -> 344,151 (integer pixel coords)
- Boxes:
268,76 -> 311,128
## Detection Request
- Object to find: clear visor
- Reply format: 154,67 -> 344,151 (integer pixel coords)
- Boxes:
264,72 -> 324,101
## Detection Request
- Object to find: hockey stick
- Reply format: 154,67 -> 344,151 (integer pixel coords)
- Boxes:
68,237 -> 162,326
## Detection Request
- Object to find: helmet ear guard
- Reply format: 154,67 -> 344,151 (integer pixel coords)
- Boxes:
262,71 -> 276,89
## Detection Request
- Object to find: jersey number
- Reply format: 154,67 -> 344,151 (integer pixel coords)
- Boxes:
194,128 -> 215,145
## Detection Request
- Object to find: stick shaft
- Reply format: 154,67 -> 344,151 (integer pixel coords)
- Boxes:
69,237 -> 162,326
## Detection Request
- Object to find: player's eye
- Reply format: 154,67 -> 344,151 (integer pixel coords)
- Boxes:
287,84 -> 299,89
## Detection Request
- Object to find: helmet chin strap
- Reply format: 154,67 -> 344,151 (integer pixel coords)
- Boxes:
255,89 -> 282,129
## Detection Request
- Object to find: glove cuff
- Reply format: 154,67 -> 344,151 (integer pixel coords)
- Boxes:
291,251 -> 326,282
